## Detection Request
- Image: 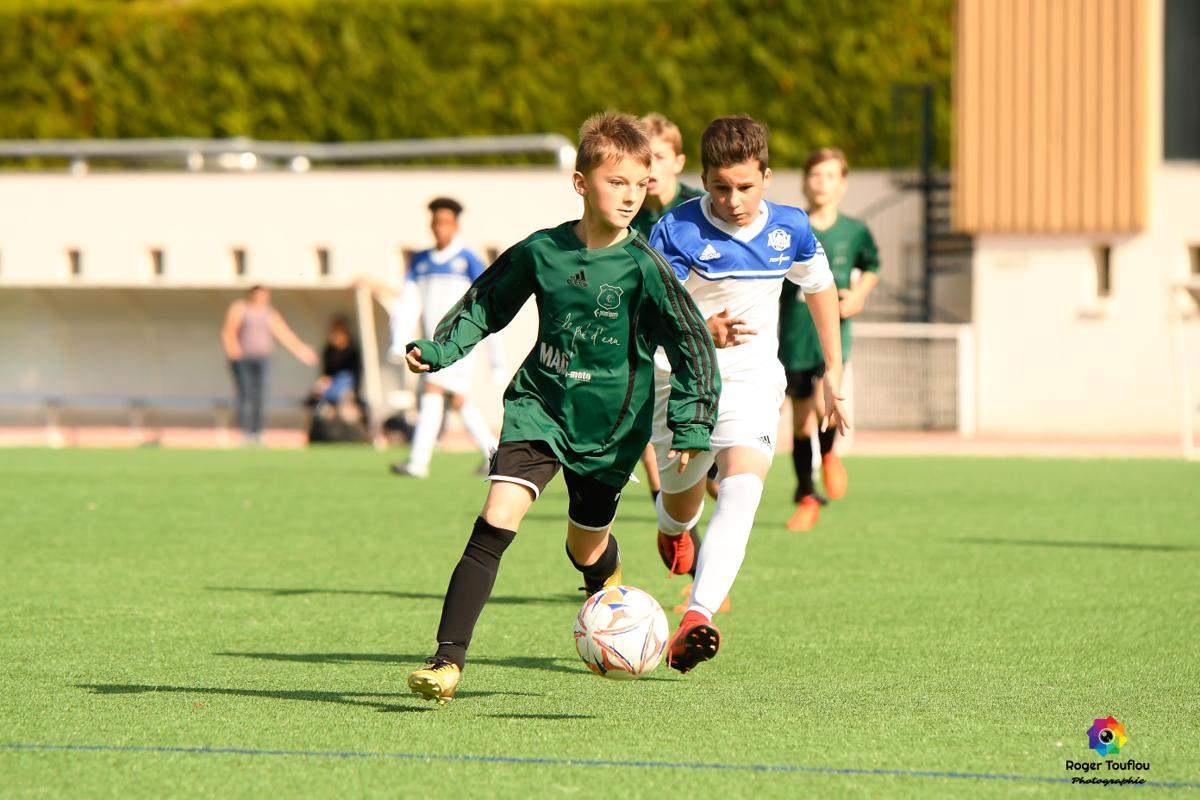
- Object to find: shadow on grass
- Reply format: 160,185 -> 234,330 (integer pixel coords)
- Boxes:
215,651 -> 676,682
217,651 -> 584,676
76,683 -> 536,713
206,586 -> 580,606
954,537 -> 1197,553
485,713 -> 595,720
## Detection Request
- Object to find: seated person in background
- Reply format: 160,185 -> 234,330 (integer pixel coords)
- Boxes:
314,315 -> 363,406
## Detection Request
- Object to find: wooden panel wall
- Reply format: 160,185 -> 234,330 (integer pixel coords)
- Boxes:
955,0 -> 1150,233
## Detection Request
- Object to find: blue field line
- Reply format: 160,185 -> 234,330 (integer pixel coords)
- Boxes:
3,742 -> 1197,789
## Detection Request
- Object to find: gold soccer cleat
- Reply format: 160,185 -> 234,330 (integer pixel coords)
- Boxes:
602,559 -> 623,590
407,658 -> 461,706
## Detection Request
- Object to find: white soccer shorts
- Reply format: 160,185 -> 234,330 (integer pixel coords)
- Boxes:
650,369 -> 784,495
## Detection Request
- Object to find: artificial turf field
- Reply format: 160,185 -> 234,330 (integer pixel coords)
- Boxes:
1,447 -> 1198,798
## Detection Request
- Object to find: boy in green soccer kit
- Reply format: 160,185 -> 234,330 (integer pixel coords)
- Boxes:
404,112 -> 720,705
778,148 -> 879,532
631,113 -> 706,506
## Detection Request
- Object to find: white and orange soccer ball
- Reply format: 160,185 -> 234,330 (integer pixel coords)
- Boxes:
574,585 -> 669,680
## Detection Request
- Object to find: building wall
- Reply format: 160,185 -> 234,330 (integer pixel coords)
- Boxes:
0,167 -> 925,429
955,0 -> 1153,233
973,164 -> 1200,436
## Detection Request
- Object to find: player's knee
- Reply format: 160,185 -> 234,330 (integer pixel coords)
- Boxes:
447,393 -> 465,410
480,484 -> 533,530
714,473 -> 765,514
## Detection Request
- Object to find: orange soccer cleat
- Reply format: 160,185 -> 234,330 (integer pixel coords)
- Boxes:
821,452 -> 848,500
786,495 -> 821,532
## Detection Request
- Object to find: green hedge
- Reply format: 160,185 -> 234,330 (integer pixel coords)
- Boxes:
0,0 -> 953,168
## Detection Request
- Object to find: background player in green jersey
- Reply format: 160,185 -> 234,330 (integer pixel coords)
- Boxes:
778,147 -> 880,532
632,113 -> 706,505
403,112 -> 720,705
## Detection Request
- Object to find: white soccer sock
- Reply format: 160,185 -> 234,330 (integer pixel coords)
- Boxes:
458,402 -> 498,457
688,473 -> 764,618
810,427 -> 821,470
655,492 -> 704,535
407,392 -> 445,474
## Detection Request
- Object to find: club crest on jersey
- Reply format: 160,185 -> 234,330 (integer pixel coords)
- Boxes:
767,229 -> 791,252
594,284 -> 622,318
699,243 -> 722,261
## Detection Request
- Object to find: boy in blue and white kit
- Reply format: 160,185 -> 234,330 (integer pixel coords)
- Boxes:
390,197 -> 506,478
648,116 -> 848,673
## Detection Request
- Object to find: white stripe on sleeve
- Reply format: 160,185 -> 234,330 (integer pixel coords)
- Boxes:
787,249 -> 834,294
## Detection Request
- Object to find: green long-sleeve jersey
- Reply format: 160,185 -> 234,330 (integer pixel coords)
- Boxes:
408,221 -> 720,488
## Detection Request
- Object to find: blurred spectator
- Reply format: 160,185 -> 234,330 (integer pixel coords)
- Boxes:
313,315 -> 363,407
221,285 -> 318,445
306,315 -> 369,444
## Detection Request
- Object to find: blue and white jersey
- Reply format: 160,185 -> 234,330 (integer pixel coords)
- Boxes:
406,238 -> 486,333
649,195 -> 832,379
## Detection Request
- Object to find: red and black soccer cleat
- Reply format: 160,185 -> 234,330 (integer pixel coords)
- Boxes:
667,610 -> 721,674
657,530 -> 696,576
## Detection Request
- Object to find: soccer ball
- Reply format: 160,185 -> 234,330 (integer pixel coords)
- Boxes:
574,585 -> 669,680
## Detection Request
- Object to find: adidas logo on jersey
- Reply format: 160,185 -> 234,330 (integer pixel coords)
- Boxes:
699,243 -> 722,261
567,269 -> 589,288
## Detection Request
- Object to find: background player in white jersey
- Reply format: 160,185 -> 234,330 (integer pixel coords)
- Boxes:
389,197 -> 507,478
647,116 -> 847,673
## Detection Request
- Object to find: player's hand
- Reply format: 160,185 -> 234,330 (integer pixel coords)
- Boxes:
837,288 -> 865,319
819,374 -> 850,435
666,448 -> 701,473
706,308 -> 756,348
299,345 -> 319,368
405,347 -> 431,374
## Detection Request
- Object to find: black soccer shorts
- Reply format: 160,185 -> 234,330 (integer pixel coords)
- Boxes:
784,365 -> 826,400
487,440 -> 622,530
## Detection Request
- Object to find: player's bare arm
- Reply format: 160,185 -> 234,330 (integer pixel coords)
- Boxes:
220,301 -> 244,360
804,284 -> 849,434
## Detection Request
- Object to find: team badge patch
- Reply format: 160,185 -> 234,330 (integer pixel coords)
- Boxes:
767,229 -> 792,252
596,284 -> 623,310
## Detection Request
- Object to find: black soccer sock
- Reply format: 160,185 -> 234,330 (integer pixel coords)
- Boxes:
433,517 -> 516,670
818,426 -> 837,457
566,534 -> 620,592
651,489 -> 660,502
792,435 -> 815,502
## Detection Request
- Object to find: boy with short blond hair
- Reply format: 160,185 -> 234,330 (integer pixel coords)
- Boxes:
779,147 -> 880,532
405,111 -> 720,705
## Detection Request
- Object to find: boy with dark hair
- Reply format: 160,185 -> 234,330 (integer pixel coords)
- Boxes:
780,148 -> 880,532
389,196 -> 506,478
649,115 -> 846,673
404,111 -> 720,705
